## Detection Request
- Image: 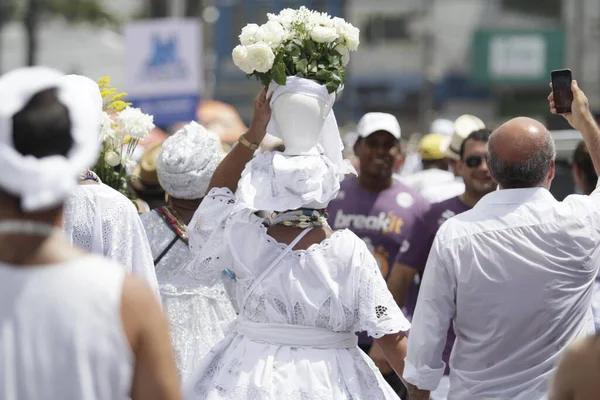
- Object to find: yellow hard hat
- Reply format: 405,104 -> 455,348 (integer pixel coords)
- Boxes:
419,133 -> 450,161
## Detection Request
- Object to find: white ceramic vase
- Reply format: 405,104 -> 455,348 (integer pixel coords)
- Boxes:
271,92 -> 327,155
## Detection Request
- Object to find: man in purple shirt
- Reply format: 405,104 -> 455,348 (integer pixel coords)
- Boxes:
327,112 -> 430,396
390,128 -> 495,399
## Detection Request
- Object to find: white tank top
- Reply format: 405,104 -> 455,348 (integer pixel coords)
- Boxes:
0,255 -> 133,400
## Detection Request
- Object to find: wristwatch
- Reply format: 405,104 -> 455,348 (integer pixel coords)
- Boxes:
238,134 -> 259,151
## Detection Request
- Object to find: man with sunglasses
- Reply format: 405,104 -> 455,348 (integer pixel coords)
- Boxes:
386,128 -> 494,400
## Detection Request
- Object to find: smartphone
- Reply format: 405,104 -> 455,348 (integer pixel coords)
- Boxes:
551,69 -> 573,114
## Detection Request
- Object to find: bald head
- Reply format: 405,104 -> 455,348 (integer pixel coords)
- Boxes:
488,117 -> 555,189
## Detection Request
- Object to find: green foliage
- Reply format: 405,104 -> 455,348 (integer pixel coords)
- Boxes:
249,41 -> 346,94
0,0 -> 18,25
45,0 -> 120,27
2,0 -> 120,27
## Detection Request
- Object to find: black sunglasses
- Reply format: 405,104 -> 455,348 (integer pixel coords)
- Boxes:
464,155 -> 485,168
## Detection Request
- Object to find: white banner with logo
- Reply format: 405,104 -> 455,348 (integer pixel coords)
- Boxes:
124,19 -> 203,126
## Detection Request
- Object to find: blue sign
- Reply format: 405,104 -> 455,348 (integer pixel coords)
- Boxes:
125,19 -> 203,128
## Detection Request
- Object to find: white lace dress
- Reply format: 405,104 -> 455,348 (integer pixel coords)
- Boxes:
62,183 -> 159,297
140,211 -> 237,379
182,188 -> 411,400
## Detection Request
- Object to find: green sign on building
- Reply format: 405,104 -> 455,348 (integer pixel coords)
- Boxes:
470,29 -> 565,85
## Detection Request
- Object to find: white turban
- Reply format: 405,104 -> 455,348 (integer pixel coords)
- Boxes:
59,74 -> 103,113
157,121 -> 222,199
0,67 -> 101,211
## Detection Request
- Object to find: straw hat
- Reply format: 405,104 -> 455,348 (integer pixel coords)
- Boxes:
130,142 -> 164,194
444,114 -> 485,160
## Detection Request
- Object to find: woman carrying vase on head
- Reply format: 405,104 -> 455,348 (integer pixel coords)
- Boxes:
184,9 -> 410,399
183,79 -> 410,400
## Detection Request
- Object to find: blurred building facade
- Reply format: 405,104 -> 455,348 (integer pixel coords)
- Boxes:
0,0 -> 598,131
345,0 -> 600,133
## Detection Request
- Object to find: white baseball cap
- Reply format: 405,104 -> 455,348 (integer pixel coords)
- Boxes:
430,118 -> 454,137
356,112 -> 401,140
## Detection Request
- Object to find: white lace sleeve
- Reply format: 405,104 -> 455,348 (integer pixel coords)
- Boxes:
185,187 -> 245,284
355,242 -> 411,338
188,187 -> 236,255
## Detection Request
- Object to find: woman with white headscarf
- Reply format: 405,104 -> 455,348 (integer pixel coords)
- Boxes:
183,86 -> 410,399
59,74 -> 159,298
0,67 -> 180,400
140,121 -> 236,380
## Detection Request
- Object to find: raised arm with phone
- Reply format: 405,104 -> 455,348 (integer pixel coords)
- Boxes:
549,80 -> 600,177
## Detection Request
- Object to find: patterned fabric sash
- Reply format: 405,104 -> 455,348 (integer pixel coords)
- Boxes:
155,206 -> 189,245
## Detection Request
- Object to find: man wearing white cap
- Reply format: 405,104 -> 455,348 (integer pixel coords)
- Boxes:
327,112 -> 430,397
140,121 -> 237,380
0,67 -> 180,400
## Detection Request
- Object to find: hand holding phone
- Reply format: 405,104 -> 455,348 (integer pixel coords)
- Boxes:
549,78 -> 594,132
551,69 -> 573,114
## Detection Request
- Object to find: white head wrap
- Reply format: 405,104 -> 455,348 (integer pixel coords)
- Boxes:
59,74 -> 103,112
157,121 -> 222,199
0,67 -> 101,211
237,77 -> 356,212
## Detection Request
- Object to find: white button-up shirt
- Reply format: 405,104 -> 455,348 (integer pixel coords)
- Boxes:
403,185 -> 600,400
396,169 -> 465,203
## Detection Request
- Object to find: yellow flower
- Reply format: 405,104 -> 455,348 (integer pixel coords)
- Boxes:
97,77 -> 132,112
110,100 -> 130,113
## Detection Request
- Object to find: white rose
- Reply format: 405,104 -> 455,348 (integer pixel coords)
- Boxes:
246,42 -> 275,73
313,12 -> 334,28
310,26 -> 338,43
332,17 -> 346,37
232,45 -> 254,74
257,20 -> 286,49
341,22 -> 360,51
104,150 -> 121,167
99,111 -> 115,142
271,8 -> 296,28
239,23 -> 260,46
334,44 -> 350,66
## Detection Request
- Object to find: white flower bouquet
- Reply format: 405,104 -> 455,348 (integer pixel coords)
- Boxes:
232,7 -> 359,93
92,77 -> 154,197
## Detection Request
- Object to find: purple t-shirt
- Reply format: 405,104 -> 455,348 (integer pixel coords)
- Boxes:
327,176 -> 430,345
396,195 -> 471,374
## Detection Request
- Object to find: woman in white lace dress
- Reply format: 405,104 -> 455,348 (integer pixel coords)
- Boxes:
183,88 -> 410,400
140,122 -> 237,379
59,74 -> 159,298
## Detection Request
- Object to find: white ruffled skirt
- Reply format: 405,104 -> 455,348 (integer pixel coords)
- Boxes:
183,332 -> 401,400
161,281 -> 237,380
